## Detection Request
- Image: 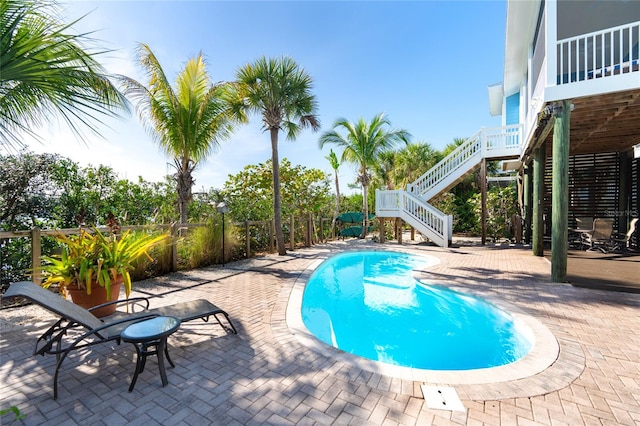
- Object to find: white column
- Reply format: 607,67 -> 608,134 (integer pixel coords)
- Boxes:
546,0 -> 558,89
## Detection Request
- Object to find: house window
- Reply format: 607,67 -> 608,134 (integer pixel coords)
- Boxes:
506,93 -> 520,125
532,1 -> 546,90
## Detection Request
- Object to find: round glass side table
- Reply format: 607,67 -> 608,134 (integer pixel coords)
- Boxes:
121,316 -> 181,392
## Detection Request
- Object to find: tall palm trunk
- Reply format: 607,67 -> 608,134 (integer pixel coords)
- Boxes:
271,128 -> 287,255
360,183 -> 369,239
331,170 -> 341,236
177,176 -> 190,225
359,169 -> 371,239
177,158 -> 193,225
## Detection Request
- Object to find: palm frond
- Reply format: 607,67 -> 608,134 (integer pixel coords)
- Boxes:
319,113 -> 411,182
0,0 -> 130,150
234,55 -> 319,136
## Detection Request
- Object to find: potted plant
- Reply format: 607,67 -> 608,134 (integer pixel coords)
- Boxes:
39,223 -> 168,317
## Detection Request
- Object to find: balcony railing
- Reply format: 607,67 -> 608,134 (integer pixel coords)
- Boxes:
557,21 -> 640,85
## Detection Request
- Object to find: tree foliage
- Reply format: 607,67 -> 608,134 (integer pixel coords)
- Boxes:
0,151 -> 59,228
470,184 -> 519,241
0,151 -> 177,231
222,159 -> 330,222
394,142 -> 443,188
0,0 -> 129,150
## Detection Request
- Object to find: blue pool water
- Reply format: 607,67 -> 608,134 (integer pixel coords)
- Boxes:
301,251 -> 532,370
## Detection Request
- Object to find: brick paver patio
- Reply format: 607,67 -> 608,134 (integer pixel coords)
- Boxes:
1,239 -> 639,425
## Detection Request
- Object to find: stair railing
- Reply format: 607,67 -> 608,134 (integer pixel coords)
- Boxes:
401,191 -> 450,243
375,124 -> 522,247
408,131 -> 482,197
408,125 -> 523,200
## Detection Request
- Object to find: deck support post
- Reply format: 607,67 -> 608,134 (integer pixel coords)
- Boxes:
551,100 -> 571,283
619,151 -> 631,233
523,165 -> 533,244
532,144 -> 545,256
480,158 -> 487,245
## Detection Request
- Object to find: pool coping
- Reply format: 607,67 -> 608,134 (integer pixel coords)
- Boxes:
282,246 -> 585,400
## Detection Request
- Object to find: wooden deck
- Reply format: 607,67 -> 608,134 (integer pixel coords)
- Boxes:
546,248 -> 640,293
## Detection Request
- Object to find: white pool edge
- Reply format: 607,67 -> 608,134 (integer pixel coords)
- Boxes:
285,249 -> 560,385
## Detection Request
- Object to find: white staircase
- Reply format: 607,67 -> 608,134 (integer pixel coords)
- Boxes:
376,125 -> 523,247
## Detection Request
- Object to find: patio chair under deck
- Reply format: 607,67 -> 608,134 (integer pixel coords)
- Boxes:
581,218 -> 614,253
569,217 -> 594,249
610,218 -> 639,252
2,281 -> 237,399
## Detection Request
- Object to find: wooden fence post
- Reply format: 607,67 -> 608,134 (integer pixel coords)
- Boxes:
331,218 -> 335,240
269,219 -> 275,253
31,228 -> 41,284
245,219 -> 251,259
290,215 -> 295,250
171,223 -> 178,272
304,214 -> 311,247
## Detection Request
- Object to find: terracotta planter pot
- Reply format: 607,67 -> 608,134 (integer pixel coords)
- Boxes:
67,277 -> 123,318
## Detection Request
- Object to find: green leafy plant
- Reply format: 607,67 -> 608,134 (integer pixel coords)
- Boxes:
0,406 -> 24,421
39,226 -> 168,300
470,184 -> 519,242
176,217 -> 239,270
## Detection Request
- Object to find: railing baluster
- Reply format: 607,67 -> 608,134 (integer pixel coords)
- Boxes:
610,30 -> 614,73
583,36 -> 587,80
628,26 -> 632,67
557,21 -> 639,84
619,28 -> 623,73
592,34 -> 596,76
568,39 -> 572,82
600,33 -> 604,74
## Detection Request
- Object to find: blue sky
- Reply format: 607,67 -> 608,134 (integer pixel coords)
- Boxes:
26,0 -> 506,193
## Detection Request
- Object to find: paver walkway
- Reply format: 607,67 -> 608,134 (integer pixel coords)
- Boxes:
1,239 -> 639,425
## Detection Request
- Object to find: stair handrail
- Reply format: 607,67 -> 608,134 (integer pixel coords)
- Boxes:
408,130 -> 482,196
400,190 -> 450,244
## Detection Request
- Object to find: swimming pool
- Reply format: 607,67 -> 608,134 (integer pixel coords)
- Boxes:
301,251 -> 533,370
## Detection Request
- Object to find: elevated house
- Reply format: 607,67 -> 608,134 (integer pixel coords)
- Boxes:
376,0 -> 639,282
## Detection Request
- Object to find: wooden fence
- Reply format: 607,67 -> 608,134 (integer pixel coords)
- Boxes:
0,214 -> 334,285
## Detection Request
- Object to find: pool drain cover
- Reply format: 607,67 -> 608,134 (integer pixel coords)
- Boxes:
421,385 -> 466,412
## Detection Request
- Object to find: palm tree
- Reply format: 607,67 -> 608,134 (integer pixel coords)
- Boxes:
319,113 -> 410,238
373,150 -> 397,190
0,0 -> 129,151
394,142 -> 443,188
325,149 -> 341,236
120,44 -> 235,224
442,137 -> 467,156
229,56 -> 320,255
